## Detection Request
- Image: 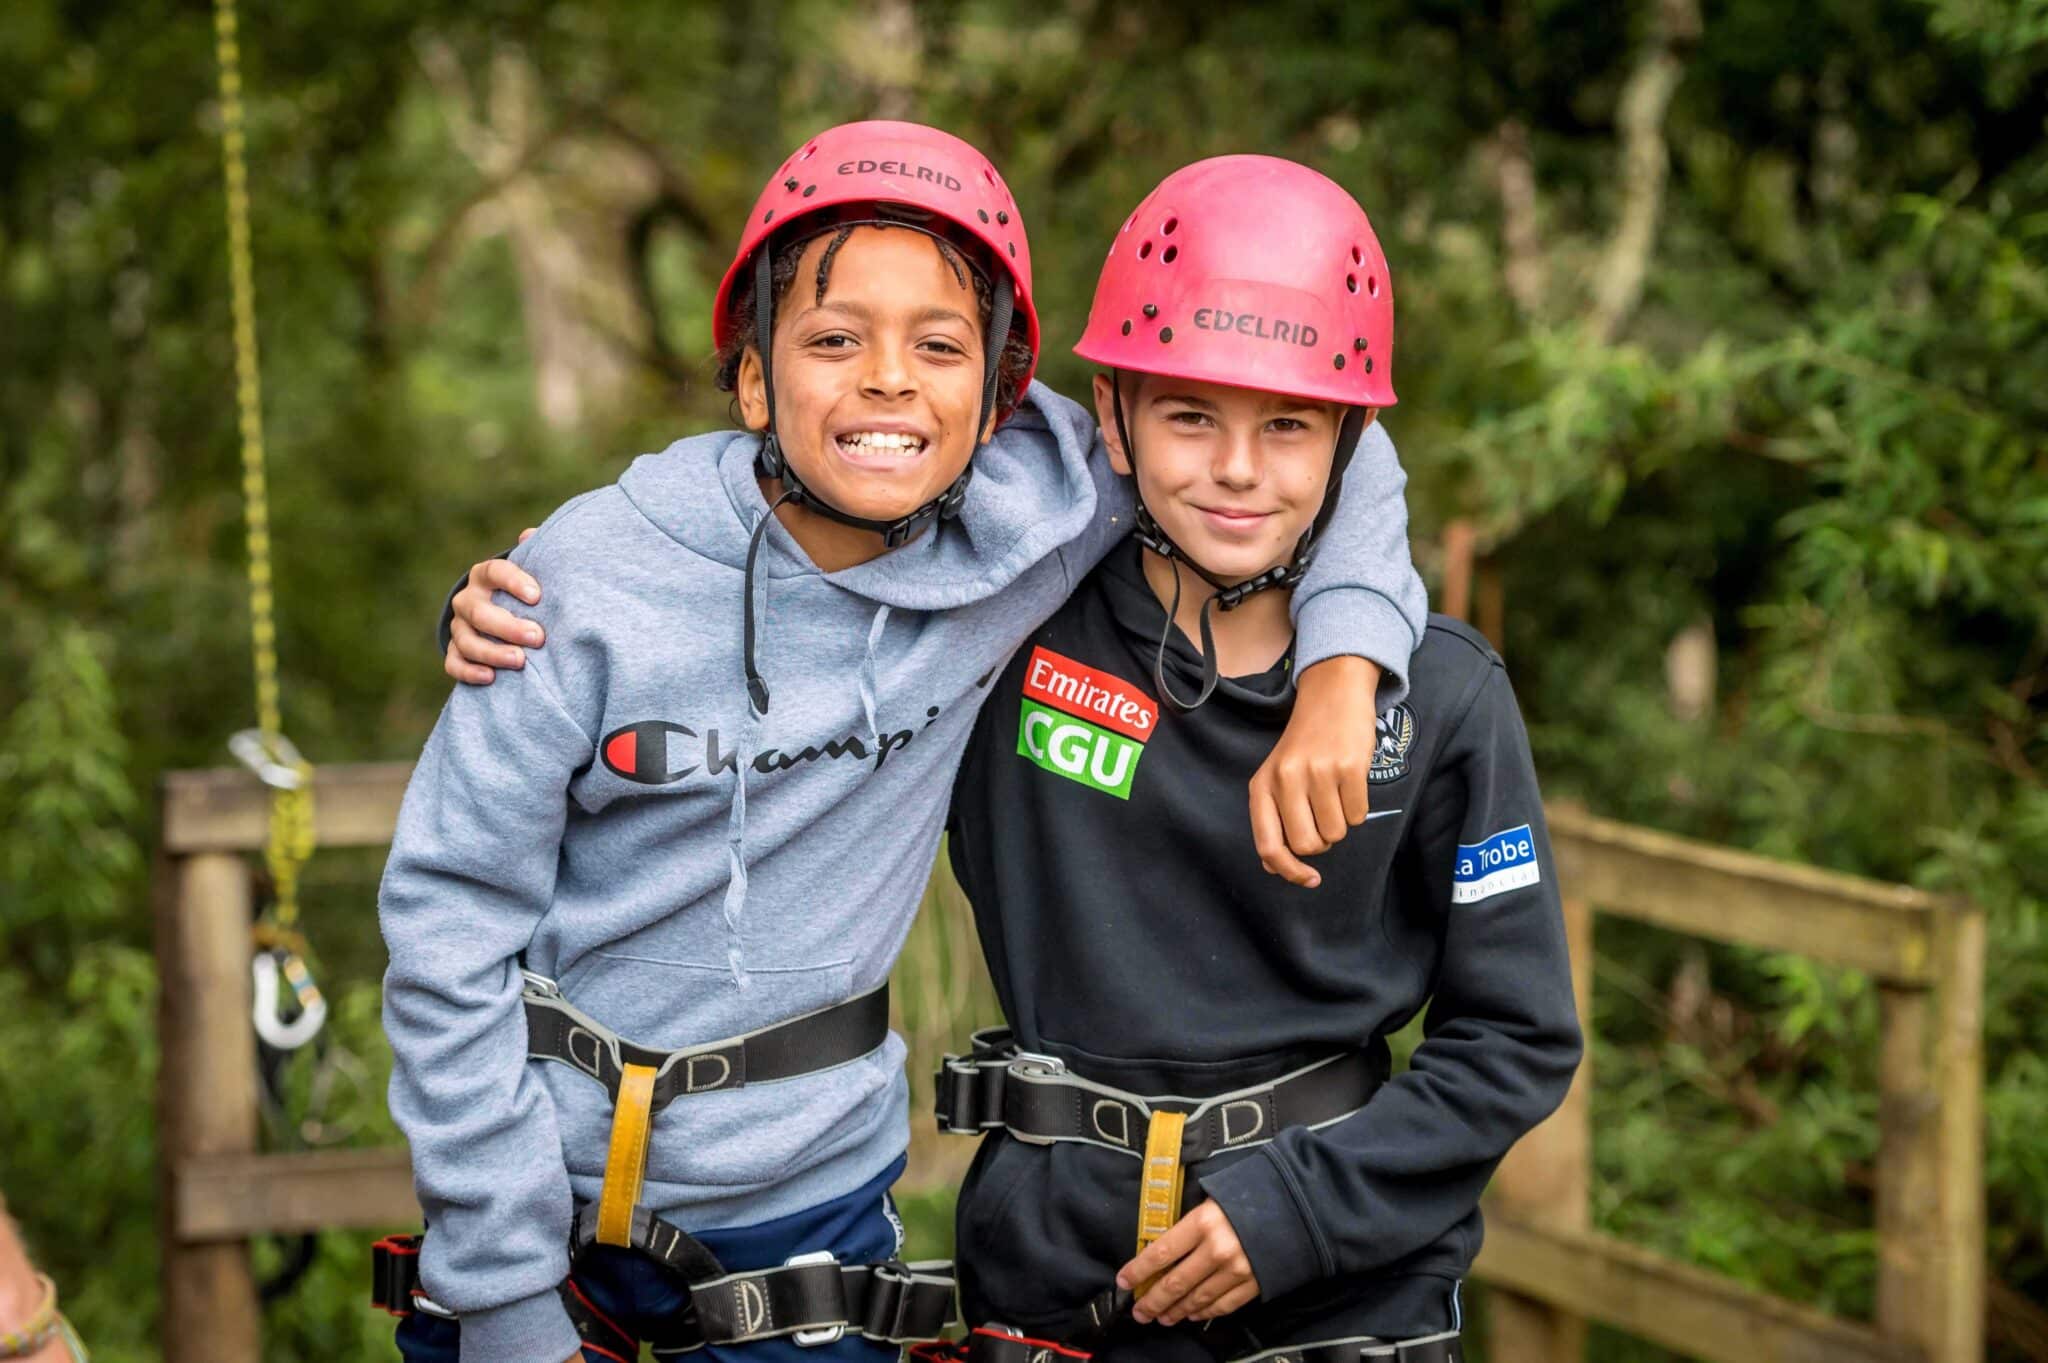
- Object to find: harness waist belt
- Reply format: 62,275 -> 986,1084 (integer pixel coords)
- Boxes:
372,1224 -> 958,1354
935,1027 -> 1387,1165
523,971 -> 891,1113
568,1203 -> 958,1354
912,1326 -> 1463,1363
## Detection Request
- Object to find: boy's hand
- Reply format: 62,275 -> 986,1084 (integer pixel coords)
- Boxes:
1116,1201 -> 1261,1326
445,529 -> 542,685
1249,655 -> 1379,887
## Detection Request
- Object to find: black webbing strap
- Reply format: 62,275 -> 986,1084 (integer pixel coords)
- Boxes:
1236,1331 -> 1464,1363
369,1234 -> 640,1358
935,1029 -> 1387,1165
567,1204 -> 957,1354
523,975 -> 891,1114
910,1327 -> 1463,1363
372,1222 -> 956,1353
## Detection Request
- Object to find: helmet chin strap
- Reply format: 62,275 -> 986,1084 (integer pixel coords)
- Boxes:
742,228 -> 1016,714
1110,370 -> 1368,711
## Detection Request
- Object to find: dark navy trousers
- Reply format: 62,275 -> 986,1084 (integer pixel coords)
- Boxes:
396,1157 -> 907,1362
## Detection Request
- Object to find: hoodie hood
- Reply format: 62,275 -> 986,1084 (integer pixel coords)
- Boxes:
616,379 -> 1101,613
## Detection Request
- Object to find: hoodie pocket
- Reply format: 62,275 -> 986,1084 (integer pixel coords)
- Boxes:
557,949 -> 856,1049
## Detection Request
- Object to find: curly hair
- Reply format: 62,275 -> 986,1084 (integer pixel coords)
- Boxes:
714,223 -> 1035,421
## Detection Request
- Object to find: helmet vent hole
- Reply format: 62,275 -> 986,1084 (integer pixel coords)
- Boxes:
1138,241 -> 1153,260
1162,245 -> 1178,264
1143,304 -> 1158,318
1333,354 -> 1346,370
802,184 -> 817,197
1351,245 -> 1364,265
984,168 -> 998,185
1368,276 -> 1380,297
1346,274 -> 1358,293
1162,217 -> 1179,235
978,209 -> 990,223
800,143 -> 818,161
1365,357 -> 1375,374
763,210 -> 775,224
1121,320 -> 1133,336
1007,242 -> 1017,258
997,211 -> 1010,225
1159,326 -> 1174,343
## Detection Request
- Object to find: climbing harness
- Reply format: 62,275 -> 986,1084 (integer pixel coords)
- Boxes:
907,1324 -> 1464,1363
934,1030 -> 1395,1359
935,1029 -> 1385,1166
373,1230 -> 956,1355
373,973 -> 960,1349
520,970 -> 892,1245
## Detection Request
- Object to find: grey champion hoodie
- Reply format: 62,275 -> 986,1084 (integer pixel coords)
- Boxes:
379,381 -> 1426,1361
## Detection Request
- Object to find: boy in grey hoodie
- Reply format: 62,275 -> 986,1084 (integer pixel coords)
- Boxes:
388,121 -> 1425,1363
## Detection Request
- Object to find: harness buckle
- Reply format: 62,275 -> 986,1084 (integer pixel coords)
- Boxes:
860,1260 -> 917,1342
1010,1049 -> 1066,1076
786,1251 -> 845,1346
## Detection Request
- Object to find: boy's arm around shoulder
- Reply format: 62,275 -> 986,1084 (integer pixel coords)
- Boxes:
1199,660 -> 1583,1300
380,527 -> 602,1363
1288,420 -> 1427,706
1248,422 -> 1428,885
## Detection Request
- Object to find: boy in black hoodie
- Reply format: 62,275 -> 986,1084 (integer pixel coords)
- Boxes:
932,157 -> 1582,1362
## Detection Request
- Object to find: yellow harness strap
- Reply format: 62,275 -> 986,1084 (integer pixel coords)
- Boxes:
596,1063 -> 658,1246
1133,1110 -> 1188,1293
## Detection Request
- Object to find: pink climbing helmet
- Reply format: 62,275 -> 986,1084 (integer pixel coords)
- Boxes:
1073,154 -> 1395,408
713,119 -> 1040,395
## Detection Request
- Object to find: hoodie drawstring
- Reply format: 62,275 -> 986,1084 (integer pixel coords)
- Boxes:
743,481 -> 800,716
858,604 -> 893,748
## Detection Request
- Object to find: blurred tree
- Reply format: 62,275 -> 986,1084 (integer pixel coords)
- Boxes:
0,0 -> 2042,1356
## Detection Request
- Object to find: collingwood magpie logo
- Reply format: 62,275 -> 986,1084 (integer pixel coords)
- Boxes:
1370,703 -> 1415,784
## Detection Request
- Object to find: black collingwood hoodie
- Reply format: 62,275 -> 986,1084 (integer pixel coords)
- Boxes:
945,540 -> 1582,1346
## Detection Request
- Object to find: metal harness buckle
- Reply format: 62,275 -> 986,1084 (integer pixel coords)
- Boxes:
786,1251 -> 844,1346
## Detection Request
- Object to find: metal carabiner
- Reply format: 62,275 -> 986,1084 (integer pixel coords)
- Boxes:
230,728 -> 308,791
253,948 -> 328,1050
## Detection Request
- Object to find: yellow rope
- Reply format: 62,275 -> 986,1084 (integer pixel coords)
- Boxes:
213,0 -> 314,933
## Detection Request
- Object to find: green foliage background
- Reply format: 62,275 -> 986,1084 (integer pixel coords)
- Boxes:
1,1 -> 2043,1358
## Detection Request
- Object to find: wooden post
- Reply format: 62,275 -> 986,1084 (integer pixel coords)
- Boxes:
1876,905 -> 1986,1363
1486,893 -> 1594,1362
1476,557 -> 1506,654
157,851 -> 262,1363
1442,520 -> 1477,622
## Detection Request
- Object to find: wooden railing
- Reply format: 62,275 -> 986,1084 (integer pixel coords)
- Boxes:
155,765 -> 1984,1363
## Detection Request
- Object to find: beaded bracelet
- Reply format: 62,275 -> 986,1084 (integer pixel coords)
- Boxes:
0,1272 -> 57,1358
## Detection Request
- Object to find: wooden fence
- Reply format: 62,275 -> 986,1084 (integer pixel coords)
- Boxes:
155,764 -> 1984,1363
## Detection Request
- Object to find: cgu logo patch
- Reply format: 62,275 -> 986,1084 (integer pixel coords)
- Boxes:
1015,646 -> 1156,800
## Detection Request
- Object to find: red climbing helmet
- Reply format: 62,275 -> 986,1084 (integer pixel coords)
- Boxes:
712,119 -> 1040,392
1073,155 -> 1395,408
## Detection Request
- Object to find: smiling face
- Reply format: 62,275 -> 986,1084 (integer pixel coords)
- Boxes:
736,225 -> 991,529
1094,371 -> 1361,584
